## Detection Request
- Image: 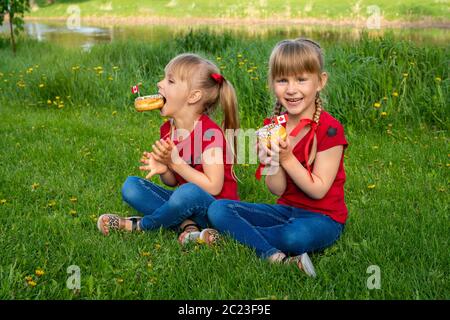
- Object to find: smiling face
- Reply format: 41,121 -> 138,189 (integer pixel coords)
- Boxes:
269,39 -> 327,119
273,72 -> 326,118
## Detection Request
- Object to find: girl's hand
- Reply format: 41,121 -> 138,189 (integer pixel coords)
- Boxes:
257,140 -> 279,167
271,137 -> 294,165
152,138 -> 182,168
139,151 -> 168,179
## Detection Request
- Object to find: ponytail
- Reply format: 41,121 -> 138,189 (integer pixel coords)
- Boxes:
219,79 -> 239,165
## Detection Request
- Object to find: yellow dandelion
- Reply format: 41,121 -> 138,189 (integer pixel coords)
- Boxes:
380,112 -> 387,117
25,276 -> 33,282
383,96 -> 388,100
367,184 -> 376,189
247,69 -> 253,73
47,200 -> 56,208
141,251 -> 151,257
39,84 -> 45,88
392,92 -> 398,97
69,196 -> 77,202
373,102 -> 381,108
35,269 -> 45,277
108,76 -> 113,81
1,199 -> 7,205
55,96 -> 60,100
58,104 -> 64,109
69,210 -> 77,216
154,243 -> 161,250
216,57 -> 222,61
112,111 -> 117,116
238,61 -> 245,66
31,183 -> 40,190
116,278 -> 124,284
27,280 -> 37,287
438,187 -> 445,192
435,77 -> 441,82
196,237 -> 205,244
402,73 -> 408,77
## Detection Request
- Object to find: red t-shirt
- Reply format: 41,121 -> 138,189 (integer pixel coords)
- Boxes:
276,111 -> 349,224
160,114 -> 239,200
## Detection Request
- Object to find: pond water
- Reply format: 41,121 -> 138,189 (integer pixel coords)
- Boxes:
1,20 -> 449,51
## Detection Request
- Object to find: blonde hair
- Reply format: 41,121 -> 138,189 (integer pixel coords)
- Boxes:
268,38 -> 325,166
165,53 -> 240,163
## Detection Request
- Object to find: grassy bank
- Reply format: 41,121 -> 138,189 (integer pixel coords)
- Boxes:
27,0 -> 450,23
0,33 -> 449,299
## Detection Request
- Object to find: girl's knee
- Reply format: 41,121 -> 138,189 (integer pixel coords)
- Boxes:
169,183 -> 205,208
207,199 -> 233,226
121,176 -> 143,203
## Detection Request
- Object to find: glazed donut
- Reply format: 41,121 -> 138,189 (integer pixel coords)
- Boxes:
256,123 -> 287,148
134,94 -> 165,112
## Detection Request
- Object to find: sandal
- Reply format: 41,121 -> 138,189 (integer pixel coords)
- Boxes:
178,223 -> 201,245
283,253 -> 317,278
97,214 -> 142,235
197,228 -> 220,245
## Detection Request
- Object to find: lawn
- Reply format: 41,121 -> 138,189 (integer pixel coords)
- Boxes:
27,0 -> 450,22
0,32 -> 448,299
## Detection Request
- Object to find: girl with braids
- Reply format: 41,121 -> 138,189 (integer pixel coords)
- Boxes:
98,53 -> 240,245
208,38 -> 348,277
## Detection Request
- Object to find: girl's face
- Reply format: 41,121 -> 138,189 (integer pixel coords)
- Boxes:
273,72 -> 327,119
157,71 -> 190,117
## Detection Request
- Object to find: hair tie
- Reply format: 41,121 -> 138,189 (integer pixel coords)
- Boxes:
211,73 -> 224,85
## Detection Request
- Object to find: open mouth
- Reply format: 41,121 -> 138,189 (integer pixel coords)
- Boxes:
285,98 -> 303,105
158,93 -> 167,104
285,97 -> 304,103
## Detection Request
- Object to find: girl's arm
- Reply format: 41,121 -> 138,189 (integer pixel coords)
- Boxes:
281,145 -> 343,199
258,142 -> 287,196
170,147 -> 224,196
264,165 -> 287,196
160,170 -> 178,187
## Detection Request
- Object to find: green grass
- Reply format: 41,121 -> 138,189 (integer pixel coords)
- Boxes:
0,32 -> 449,299
27,0 -> 450,22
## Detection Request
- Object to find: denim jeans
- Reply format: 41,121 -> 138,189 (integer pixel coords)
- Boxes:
208,200 -> 344,259
121,176 -> 215,231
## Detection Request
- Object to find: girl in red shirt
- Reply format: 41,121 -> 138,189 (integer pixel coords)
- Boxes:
98,53 -> 239,244
208,38 -> 348,277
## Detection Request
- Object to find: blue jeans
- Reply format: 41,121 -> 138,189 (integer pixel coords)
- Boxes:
208,200 -> 344,259
121,176 -> 215,231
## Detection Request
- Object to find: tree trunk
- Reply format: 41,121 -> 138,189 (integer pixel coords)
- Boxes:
9,12 -> 16,55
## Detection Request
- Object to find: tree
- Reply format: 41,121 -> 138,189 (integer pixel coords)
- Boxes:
0,0 -> 30,54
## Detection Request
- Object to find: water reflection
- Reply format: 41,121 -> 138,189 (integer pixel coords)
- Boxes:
0,21 -> 448,50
